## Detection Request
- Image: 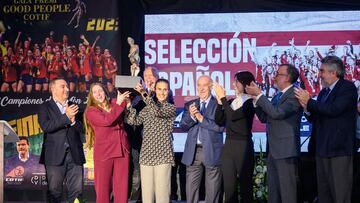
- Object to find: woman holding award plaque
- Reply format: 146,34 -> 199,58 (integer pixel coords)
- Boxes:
84,83 -> 131,203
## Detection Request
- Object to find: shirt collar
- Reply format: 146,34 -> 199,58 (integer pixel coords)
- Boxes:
200,95 -> 211,105
18,153 -> 30,162
328,79 -> 339,91
53,98 -> 68,107
54,99 -> 68,114
280,84 -> 293,94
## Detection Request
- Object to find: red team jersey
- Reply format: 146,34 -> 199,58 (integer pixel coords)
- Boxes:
104,57 -> 116,79
20,57 -> 33,76
93,54 -> 104,77
34,57 -> 47,79
64,56 -> 80,76
78,48 -> 93,75
48,59 -> 64,80
2,64 -> 17,82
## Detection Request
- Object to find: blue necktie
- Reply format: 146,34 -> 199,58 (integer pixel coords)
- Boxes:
272,92 -> 283,106
200,101 -> 206,115
320,88 -> 330,103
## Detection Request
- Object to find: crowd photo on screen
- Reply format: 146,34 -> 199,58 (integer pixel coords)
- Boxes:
0,31 -> 118,94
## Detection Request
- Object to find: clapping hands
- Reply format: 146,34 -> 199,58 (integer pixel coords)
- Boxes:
189,102 -> 204,122
245,81 -> 262,99
213,82 -> 226,104
65,104 -> 79,123
294,87 -> 311,110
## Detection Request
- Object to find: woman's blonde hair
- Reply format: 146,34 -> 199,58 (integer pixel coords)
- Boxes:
84,83 -> 111,149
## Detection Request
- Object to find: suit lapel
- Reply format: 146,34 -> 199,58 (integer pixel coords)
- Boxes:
195,96 -> 215,116
49,99 -> 63,116
317,79 -> 342,103
194,98 -> 200,109
205,96 -> 216,115
318,88 -> 326,102
278,86 -> 293,105
325,79 -> 342,102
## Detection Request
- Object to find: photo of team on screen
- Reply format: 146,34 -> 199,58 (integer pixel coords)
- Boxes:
251,38 -> 360,97
0,31 -> 118,93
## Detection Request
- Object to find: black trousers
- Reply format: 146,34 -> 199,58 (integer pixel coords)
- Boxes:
171,152 -> 186,201
316,156 -> 353,203
45,151 -> 84,203
353,151 -> 360,202
221,139 -> 254,203
129,147 -> 141,201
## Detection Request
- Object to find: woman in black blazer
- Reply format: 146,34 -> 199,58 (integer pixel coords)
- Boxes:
214,71 -> 255,203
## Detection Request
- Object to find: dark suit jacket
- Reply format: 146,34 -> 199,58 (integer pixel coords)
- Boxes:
307,79 -> 357,157
255,86 -> 302,159
38,99 -> 85,166
180,96 -> 224,166
124,95 -> 146,151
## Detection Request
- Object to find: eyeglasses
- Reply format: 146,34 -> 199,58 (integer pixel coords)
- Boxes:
275,71 -> 288,77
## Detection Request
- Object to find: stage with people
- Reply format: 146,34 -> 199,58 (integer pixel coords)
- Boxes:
1,0 -> 360,202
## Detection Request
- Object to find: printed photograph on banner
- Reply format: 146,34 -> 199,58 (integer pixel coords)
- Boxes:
0,0 -> 121,94
4,134 -> 46,188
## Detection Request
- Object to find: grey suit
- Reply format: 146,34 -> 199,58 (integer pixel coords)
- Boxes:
255,85 -> 302,203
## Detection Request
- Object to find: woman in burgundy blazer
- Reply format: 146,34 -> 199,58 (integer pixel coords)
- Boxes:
84,83 -> 131,203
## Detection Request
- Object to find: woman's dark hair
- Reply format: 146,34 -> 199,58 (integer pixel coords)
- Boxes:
234,71 -> 255,94
153,78 -> 174,104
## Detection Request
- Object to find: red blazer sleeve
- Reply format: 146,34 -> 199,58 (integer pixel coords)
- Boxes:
86,101 -> 126,127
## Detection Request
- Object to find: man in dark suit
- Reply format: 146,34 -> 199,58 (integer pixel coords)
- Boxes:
295,55 -> 357,203
180,75 -> 224,203
246,64 -> 302,203
125,92 -> 144,201
38,78 -> 85,203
